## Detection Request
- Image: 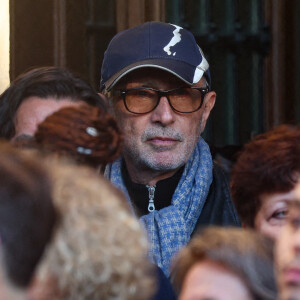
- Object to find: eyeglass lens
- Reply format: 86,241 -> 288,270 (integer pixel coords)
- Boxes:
124,88 -> 204,114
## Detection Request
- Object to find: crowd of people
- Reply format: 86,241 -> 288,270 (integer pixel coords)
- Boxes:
0,21 -> 299,300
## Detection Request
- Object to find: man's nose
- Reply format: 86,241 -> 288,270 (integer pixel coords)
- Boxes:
150,96 -> 175,126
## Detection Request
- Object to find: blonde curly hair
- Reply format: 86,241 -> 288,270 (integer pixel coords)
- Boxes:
32,158 -> 155,300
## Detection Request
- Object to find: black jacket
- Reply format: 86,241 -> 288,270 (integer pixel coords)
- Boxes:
192,163 -> 241,236
123,160 -> 241,232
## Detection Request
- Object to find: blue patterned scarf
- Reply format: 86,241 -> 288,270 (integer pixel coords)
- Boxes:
105,138 -> 213,276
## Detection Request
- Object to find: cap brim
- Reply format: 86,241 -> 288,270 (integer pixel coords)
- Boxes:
103,59 -> 204,91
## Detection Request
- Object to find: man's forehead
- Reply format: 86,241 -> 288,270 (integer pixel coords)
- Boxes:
117,68 -> 182,85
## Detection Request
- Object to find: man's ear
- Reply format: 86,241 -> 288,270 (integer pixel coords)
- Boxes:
200,91 -> 216,132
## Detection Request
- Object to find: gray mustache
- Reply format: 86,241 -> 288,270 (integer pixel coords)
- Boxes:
141,128 -> 184,142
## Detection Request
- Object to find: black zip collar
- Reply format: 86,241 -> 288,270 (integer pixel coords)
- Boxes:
122,161 -> 184,217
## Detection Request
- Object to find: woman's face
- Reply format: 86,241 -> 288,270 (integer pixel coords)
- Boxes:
179,259 -> 252,300
254,180 -> 300,241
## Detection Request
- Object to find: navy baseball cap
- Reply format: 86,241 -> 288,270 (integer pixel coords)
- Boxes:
100,22 -> 211,92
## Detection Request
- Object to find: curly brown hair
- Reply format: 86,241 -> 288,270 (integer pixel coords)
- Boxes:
34,104 -> 123,167
231,124 -> 300,227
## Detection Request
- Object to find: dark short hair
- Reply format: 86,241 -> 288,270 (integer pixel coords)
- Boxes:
0,67 -> 106,139
172,227 -> 276,300
0,142 -> 57,287
231,124 -> 300,227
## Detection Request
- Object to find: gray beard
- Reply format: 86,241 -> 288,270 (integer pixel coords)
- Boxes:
124,127 -> 200,172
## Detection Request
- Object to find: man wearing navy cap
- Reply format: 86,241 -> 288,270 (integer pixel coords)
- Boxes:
101,22 -> 240,276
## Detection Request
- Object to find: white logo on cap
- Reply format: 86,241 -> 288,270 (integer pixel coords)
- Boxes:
163,24 -> 183,56
193,46 -> 209,83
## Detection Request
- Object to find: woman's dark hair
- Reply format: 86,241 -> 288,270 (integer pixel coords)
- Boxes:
0,66 -> 106,139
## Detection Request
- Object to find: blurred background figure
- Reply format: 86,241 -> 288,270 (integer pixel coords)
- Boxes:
0,66 -> 105,141
0,142 -> 57,300
172,227 -> 277,300
275,181 -> 300,300
29,158 -> 155,300
231,124 -> 300,240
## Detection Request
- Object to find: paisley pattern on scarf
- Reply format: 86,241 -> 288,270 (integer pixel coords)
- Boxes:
105,138 -> 213,276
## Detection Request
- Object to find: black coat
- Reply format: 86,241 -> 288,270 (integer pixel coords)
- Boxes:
192,163 -> 241,236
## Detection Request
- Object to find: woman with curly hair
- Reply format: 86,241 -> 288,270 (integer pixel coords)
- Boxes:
29,158 -> 155,300
231,124 -> 300,240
